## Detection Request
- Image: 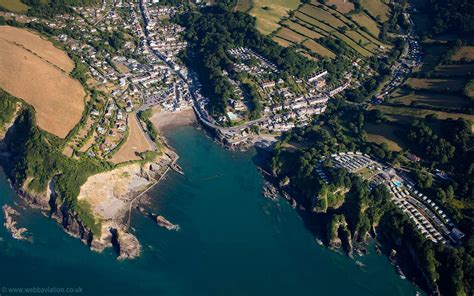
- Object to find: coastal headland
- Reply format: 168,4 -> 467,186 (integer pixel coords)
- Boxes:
0,0 -> 471,293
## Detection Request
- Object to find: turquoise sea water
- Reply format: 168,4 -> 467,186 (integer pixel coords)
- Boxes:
0,126 -> 421,295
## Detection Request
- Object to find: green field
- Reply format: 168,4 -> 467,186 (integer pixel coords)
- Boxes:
294,11 -> 335,32
273,36 -> 294,47
406,78 -> 467,92
0,0 -> 29,13
322,4 -> 388,46
303,39 -> 336,59
377,26 -> 474,140
416,44 -> 450,74
246,0 -> 390,60
364,122 -> 404,151
275,27 -> 306,43
350,12 -> 381,36
324,0 -> 354,14
235,0 -> 252,12
391,89 -> 472,108
371,105 -> 474,126
434,64 -> 474,77
360,0 -> 390,22
283,20 -> 324,39
300,4 -> 346,28
244,0 -> 301,35
281,3 -> 389,59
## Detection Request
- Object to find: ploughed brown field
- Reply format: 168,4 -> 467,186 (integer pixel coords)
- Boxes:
0,26 -> 85,138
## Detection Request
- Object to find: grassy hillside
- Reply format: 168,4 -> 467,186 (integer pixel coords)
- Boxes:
236,0 -> 301,35
236,0 -> 392,60
371,37 -> 474,132
270,1 -> 391,60
0,0 -> 30,13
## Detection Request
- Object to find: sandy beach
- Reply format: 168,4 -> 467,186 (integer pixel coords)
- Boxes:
150,107 -> 196,134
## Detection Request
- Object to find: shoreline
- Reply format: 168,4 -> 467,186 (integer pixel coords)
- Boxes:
150,107 -> 197,135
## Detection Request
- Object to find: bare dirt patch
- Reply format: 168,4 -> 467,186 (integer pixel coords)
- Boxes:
78,163 -> 153,221
0,28 -> 85,138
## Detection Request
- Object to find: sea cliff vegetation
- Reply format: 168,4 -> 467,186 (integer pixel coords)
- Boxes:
0,90 -> 18,131
270,99 -> 473,295
175,6 -> 317,116
0,92 -> 112,235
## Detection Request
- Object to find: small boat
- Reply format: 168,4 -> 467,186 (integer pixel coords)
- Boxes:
315,238 -> 323,246
355,260 -> 365,268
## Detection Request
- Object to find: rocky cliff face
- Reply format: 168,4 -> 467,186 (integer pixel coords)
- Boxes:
16,180 -> 142,259
327,214 -> 353,256
111,228 -> 141,260
382,229 -> 440,295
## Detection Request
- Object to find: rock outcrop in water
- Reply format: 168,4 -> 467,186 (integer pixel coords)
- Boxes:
12,166 -> 152,259
1,139 -> 151,259
2,204 -> 28,240
0,96 -> 177,260
110,228 -> 141,260
155,215 -> 180,231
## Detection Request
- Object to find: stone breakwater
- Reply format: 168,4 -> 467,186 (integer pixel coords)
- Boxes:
7,153 -> 172,260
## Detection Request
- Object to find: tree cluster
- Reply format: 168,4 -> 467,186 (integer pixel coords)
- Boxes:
175,9 -> 317,115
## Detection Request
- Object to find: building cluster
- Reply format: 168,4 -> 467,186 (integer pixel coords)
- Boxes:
13,0 -> 383,154
316,152 -> 464,246
88,98 -> 129,158
16,0 -> 195,159
373,13 -> 421,103
228,47 -> 278,77
203,59 -> 362,147
218,46 -> 364,138
142,1 -> 186,67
